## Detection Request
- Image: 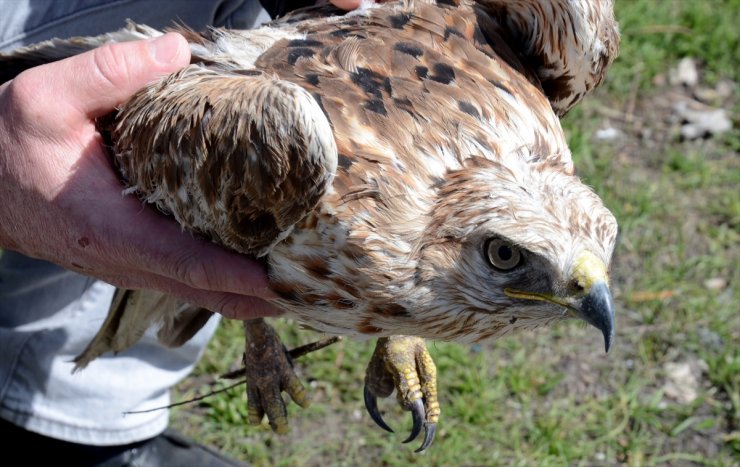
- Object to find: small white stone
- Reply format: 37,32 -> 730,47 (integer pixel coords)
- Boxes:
671,57 -> 699,87
595,127 -> 621,140
674,99 -> 732,139
704,277 -> 727,290
663,359 -> 706,405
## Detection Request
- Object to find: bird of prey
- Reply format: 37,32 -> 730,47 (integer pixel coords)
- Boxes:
1,0 -> 620,452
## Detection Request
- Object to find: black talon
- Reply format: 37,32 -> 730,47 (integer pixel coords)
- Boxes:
415,423 -> 437,453
402,398 -> 425,444
364,385 -> 394,433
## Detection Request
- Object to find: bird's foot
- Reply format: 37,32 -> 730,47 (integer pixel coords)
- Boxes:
364,336 -> 440,452
241,319 -> 339,434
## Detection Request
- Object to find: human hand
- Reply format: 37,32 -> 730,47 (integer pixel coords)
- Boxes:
329,0 -> 363,9
0,33 -> 281,320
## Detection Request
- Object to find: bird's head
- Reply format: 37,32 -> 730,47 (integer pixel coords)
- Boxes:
412,155 -> 617,350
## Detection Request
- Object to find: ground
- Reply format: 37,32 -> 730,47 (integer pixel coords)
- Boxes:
171,1 -> 739,465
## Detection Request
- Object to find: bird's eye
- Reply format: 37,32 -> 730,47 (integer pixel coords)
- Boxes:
484,238 -> 522,271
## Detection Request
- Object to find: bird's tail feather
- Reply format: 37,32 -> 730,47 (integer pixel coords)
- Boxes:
157,304 -> 214,348
73,288 -> 213,370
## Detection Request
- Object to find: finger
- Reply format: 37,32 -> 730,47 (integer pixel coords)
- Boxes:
118,205 -> 277,300
79,263 -> 283,320
88,267 -> 282,319
37,33 -> 190,121
145,274 -> 282,320
161,284 -> 282,321
330,0 -> 363,9
65,167 -> 277,299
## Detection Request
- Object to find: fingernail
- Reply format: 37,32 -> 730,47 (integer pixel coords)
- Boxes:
148,33 -> 183,65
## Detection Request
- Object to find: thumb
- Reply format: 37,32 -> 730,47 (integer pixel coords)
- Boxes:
330,0 -> 363,10
56,32 -> 191,120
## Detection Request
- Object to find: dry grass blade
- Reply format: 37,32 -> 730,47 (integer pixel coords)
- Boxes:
126,335 -> 343,414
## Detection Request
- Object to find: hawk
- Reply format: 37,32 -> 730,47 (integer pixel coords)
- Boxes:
1,0 -> 619,452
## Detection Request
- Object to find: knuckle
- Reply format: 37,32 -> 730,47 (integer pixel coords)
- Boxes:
171,250 -> 212,290
91,43 -> 133,90
208,294 -> 240,318
3,72 -> 44,123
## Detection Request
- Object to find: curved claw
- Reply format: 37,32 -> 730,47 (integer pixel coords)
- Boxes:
415,423 -> 437,453
402,398 -> 425,444
364,385 -> 394,433
365,336 -> 440,452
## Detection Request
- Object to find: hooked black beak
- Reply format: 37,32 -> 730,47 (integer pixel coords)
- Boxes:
579,282 -> 615,353
503,251 -> 616,352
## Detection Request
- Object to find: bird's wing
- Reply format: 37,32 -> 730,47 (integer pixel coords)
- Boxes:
107,64 -> 337,256
478,0 -> 620,116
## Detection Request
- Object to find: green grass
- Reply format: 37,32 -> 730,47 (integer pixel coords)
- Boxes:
609,0 -> 740,89
172,2 -> 740,465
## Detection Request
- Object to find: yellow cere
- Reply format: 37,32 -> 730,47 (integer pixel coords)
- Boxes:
571,250 -> 608,291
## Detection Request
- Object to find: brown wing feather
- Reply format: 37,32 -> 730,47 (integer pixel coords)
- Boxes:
109,66 -> 337,257
479,0 -> 620,115
90,65 -> 337,356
